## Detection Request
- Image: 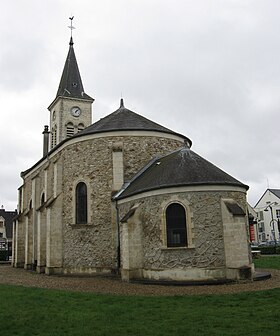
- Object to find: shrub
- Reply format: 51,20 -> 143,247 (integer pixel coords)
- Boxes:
252,246 -> 280,255
0,250 -> 9,261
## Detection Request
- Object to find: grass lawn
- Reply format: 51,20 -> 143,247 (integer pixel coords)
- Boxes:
254,255 -> 280,269
0,284 -> 280,336
0,256 -> 279,336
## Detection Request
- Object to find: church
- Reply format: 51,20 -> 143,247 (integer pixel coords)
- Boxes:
12,35 -> 253,282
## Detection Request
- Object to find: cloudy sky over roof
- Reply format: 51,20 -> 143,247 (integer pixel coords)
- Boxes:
1,0 -> 280,210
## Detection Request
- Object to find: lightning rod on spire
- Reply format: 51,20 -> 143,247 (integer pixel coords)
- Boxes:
68,16 -> 76,38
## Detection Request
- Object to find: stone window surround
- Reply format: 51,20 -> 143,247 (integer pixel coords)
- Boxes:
161,197 -> 194,249
71,178 -> 92,227
75,182 -> 88,224
165,202 -> 188,247
78,123 -> 85,132
51,124 -> 57,148
66,122 -> 75,138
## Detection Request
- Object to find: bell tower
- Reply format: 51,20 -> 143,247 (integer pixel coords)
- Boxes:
48,18 -> 94,149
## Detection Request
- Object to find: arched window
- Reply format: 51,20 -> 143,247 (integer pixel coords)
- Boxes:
75,182 -> 87,224
77,123 -> 84,133
66,122 -> 75,138
51,125 -> 57,148
166,203 -> 187,247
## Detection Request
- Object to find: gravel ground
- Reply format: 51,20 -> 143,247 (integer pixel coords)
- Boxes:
0,264 -> 279,296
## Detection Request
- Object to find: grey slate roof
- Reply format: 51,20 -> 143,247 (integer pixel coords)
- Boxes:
115,147 -> 248,200
254,189 -> 280,207
225,202 -> 246,216
269,189 -> 280,199
56,38 -> 93,101
76,99 -> 192,144
21,100 -> 192,177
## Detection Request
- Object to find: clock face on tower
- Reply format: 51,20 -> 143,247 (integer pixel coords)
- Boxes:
71,106 -> 81,117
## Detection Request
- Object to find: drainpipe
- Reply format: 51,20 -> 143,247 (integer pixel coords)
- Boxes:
115,199 -> 121,273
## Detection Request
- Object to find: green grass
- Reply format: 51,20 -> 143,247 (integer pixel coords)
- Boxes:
0,285 -> 280,336
0,256 -> 279,336
254,255 -> 280,269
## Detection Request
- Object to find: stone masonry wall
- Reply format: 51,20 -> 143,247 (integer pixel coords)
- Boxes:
61,134 -> 183,271
122,136 -> 184,181
119,190 -> 248,272
16,154 -> 58,269
16,132 -> 183,273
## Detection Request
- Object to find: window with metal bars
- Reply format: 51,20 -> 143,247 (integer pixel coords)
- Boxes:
166,203 -> 187,247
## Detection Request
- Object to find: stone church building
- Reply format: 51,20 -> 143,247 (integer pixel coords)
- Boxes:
12,36 -> 252,282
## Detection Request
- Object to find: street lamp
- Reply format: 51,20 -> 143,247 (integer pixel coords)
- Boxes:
264,202 -> 278,253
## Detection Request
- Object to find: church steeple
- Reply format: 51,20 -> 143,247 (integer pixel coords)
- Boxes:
47,19 -> 94,150
56,37 -> 93,101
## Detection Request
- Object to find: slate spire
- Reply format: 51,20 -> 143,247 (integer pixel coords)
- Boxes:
56,37 -> 93,101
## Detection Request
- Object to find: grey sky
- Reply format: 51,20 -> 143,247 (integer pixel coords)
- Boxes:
1,0 -> 280,210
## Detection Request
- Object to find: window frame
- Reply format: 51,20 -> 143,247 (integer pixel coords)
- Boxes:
51,125 -> 57,148
161,200 -> 194,249
165,202 -> 187,248
77,123 -> 85,133
75,181 -> 88,225
66,122 -> 75,138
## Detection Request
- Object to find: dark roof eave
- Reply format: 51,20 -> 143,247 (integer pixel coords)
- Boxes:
115,181 -> 249,201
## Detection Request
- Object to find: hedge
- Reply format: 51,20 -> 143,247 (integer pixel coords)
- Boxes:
0,250 -> 9,261
252,246 -> 280,255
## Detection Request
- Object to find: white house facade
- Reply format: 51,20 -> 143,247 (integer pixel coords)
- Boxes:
254,189 -> 280,243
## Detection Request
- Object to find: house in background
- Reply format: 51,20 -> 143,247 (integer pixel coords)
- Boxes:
254,189 -> 280,243
0,207 -> 16,261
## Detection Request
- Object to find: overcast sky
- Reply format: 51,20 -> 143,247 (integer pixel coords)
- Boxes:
1,0 -> 280,210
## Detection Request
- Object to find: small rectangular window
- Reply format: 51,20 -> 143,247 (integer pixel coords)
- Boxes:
258,222 -> 264,232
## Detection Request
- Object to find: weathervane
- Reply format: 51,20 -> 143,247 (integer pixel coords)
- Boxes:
68,16 -> 75,38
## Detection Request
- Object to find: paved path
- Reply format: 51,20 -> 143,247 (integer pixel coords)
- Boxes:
0,264 -> 280,296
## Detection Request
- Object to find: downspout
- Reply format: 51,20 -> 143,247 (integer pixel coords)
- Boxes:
115,199 -> 121,274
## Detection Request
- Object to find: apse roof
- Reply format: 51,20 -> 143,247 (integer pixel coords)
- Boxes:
115,147 -> 249,200
21,99 -> 192,177
76,99 -> 192,144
